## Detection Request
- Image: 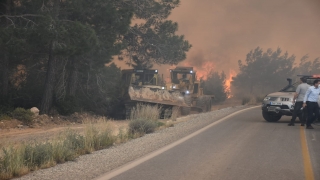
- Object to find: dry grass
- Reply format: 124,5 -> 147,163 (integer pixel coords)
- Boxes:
170,106 -> 180,121
129,104 -> 161,135
130,104 -> 161,121
0,122 -> 115,180
0,105 -> 177,179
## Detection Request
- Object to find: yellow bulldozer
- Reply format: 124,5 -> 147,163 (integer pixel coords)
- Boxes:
120,68 -> 189,119
168,67 -> 214,115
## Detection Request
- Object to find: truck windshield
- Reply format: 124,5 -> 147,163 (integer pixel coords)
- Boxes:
143,74 -> 157,85
132,73 -> 157,85
280,78 -> 319,92
171,72 -> 193,84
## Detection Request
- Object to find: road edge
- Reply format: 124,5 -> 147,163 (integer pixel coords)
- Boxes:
94,106 -> 260,180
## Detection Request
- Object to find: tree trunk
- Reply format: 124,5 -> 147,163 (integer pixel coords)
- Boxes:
67,56 -> 78,97
39,0 -> 60,114
1,54 -> 9,98
40,42 -> 56,114
0,0 -> 12,99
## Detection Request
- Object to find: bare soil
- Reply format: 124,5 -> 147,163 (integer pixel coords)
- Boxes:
0,113 -> 129,146
0,98 -> 242,147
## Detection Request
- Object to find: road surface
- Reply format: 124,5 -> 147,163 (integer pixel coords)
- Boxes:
96,107 -> 320,180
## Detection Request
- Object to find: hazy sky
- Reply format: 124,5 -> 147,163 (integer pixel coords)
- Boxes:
116,0 -> 320,79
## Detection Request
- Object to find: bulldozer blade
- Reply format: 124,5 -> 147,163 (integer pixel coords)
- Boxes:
128,86 -> 189,107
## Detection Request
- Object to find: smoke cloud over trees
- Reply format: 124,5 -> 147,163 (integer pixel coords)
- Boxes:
167,0 -> 320,75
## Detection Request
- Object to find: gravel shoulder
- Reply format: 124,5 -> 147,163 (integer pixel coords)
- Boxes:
15,105 -> 253,180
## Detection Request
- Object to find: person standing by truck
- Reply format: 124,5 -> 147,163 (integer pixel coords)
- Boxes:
288,77 -> 310,126
303,79 -> 320,129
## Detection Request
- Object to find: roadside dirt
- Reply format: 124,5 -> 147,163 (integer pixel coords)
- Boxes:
0,112 -> 131,146
0,98 -> 243,147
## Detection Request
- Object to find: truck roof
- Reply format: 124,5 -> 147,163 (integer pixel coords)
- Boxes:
171,67 -> 194,73
297,75 -> 320,78
121,69 -> 158,74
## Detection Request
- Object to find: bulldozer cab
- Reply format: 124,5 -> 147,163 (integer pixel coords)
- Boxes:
171,67 -> 195,84
169,67 -> 203,95
121,69 -> 159,87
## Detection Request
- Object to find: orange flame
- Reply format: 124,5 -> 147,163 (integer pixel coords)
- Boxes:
168,61 -> 238,98
178,61 -> 215,80
225,70 -> 237,98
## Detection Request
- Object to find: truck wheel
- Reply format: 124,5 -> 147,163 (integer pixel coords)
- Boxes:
196,97 -> 207,112
206,97 -> 212,112
262,111 -> 281,122
181,95 -> 191,115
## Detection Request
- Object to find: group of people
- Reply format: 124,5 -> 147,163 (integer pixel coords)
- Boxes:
288,77 -> 320,129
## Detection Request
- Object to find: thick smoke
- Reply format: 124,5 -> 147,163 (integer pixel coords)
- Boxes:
115,0 -> 320,80
168,0 -> 320,73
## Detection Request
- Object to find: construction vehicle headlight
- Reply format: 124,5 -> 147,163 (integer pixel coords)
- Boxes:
173,85 -> 176,89
186,90 -> 190,94
190,71 -> 193,73
155,70 -> 158,72
161,87 -> 165,89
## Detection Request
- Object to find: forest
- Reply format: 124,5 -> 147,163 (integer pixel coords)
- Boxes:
1,1 -> 319,118
0,0 -> 191,117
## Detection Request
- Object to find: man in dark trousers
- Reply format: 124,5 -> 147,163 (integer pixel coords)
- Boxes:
303,79 -> 320,129
288,77 -> 310,126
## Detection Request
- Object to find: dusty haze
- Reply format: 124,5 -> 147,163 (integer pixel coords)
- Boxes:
115,0 -> 320,82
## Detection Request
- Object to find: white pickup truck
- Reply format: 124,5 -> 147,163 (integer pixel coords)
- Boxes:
261,76 -> 320,122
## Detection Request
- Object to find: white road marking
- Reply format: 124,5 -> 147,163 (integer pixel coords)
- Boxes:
94,106 -> 260,180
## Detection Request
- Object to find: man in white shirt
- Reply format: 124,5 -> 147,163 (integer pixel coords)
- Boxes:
288,77 -> 310,126
303,80 -> 320,129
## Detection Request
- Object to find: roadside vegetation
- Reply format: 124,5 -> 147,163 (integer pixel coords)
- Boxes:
0,0 -> 191,119
0,107 -> 34,123
129,104 -> 161,136
203,71 -> 229,104
232,47 -> 320,98
0,104 -> 175,179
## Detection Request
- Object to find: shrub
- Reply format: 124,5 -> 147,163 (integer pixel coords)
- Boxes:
0,114 -> 11,121
11,108 -> 34,124
83,122 -> 115,153
24,143 -> 55,169
255,96 -> 264,103
130,104 -> 160,121
157,121 -> 165,127
129,118 -> 158,135
55,96 -> 78,116
117,128 -> 130,143
0,105 -> 14,121
0,105 -> 14,116
241,97 -> 251,105
128,104 -> 160,135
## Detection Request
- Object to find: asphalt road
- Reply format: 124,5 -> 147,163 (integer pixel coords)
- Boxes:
97,107 -> 320,180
